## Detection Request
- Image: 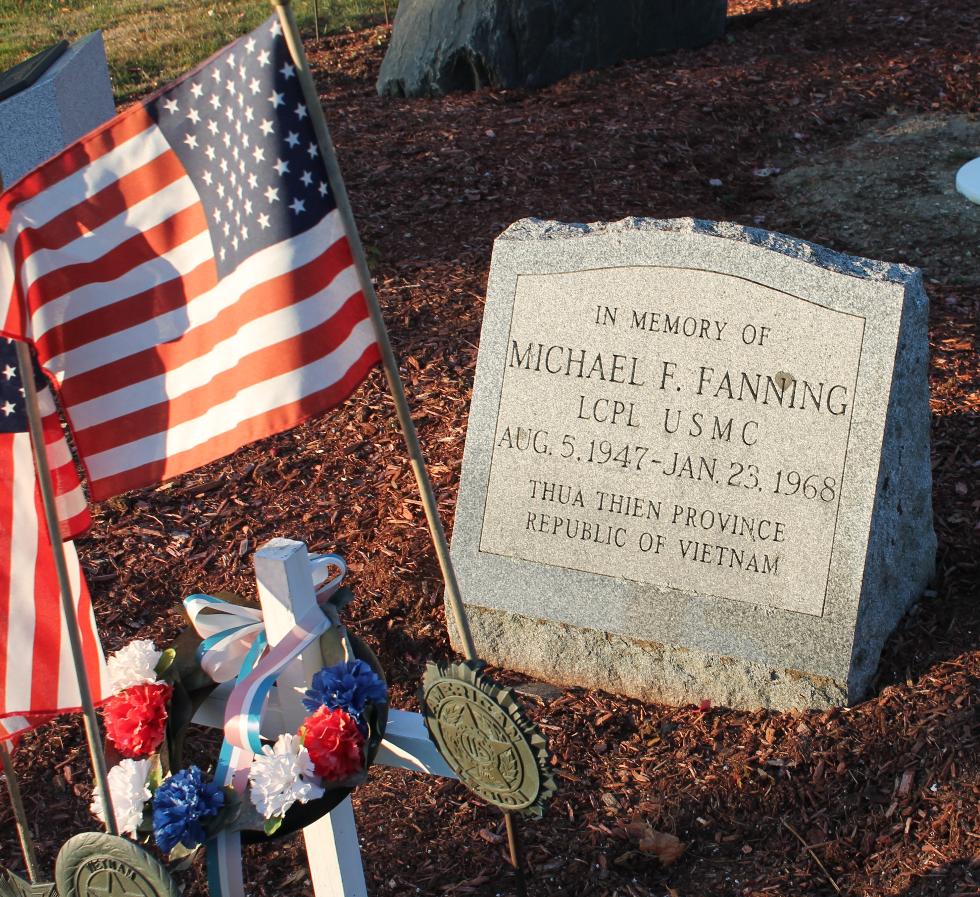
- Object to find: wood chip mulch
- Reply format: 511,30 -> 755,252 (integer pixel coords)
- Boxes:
1,1 -> 977,895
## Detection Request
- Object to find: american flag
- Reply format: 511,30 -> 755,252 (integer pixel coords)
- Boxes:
0,340 -> 90,539
0,16 -> 379,501
0,338 -> 107,741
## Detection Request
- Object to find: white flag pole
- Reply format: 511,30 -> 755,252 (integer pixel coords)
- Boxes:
10,339 -> 117,836
275,0 -> 478,662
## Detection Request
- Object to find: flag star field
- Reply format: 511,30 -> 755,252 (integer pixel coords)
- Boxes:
150,20 -> 334,277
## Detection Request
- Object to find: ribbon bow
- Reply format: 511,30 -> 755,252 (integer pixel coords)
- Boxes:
184,553 -> 347,685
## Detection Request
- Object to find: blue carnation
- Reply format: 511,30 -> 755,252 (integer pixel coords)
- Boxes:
302,659 -> 387,725
152,766 -> 225,853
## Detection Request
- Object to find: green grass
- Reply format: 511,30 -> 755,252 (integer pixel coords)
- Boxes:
0,0 -> 392,102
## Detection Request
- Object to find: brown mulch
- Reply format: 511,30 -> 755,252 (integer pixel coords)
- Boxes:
2,1 -> 978,895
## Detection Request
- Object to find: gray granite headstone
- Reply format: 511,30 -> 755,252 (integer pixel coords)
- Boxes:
0,32 -> 115,187
451,217 -> 936,710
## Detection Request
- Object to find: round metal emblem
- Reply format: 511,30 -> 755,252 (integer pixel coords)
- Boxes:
422,661 -> 555,816
56,833 -> 179,897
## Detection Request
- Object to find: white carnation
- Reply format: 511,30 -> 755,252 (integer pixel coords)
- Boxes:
107,639 -> 162,693
90,758 -> 152,836
248,733 -> 324,819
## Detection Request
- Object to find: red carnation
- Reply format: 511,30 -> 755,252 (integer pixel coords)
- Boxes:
103,682 -> 172,758
300,706 -> 365,781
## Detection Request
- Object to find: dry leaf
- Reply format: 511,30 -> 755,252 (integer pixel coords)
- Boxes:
626,822 -> 687,865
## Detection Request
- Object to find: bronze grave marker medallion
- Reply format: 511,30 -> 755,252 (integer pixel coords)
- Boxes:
55,834 -> 178,897
422,661 -> 554,816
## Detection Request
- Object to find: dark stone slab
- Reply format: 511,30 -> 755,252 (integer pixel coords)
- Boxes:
377,0 -> 728,97
0,41 -> 68,103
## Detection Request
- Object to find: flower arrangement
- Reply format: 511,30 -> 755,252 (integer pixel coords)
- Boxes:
91,599 -> 387,858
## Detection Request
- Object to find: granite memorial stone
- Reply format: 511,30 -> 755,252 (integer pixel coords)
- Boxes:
450,217 -> 936,709
0,32 -> 115,187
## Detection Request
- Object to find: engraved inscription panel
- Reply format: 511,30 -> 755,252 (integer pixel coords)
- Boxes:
478,266 -> 865,616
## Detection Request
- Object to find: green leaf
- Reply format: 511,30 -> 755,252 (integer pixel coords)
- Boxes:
318,627 -> 347,668
136,795 -> 158,842
155,648 -> 177,677
165,678 -> 197,771
147,753 -> 165,790
263,816 -> 283,837
167,842 -> 198,862
167,843 -> 200,871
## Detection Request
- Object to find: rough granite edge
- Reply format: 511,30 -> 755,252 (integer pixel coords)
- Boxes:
497,216 -> 921,286
450,605 -> 849,711
845,265 -> 936,700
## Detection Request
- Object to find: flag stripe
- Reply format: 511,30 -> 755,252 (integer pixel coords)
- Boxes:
51,208 -> 348,394
0,716 -> 31,741
77,277 -> 365,452
38,387 -> 91,537
21,172 -> 197,293
70,238 -> 358,430
85,317 -> 377,482
31,479 -> 62,712
27,200 -> 208,316
5,434 -> 39,712
32,230 -> 214,345
0,437 -> 16,715
14,150 -> 187,270
90,339 -> 380,499
39,258 -> 219,381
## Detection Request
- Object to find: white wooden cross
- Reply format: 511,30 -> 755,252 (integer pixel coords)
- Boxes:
192,537 -> 457,897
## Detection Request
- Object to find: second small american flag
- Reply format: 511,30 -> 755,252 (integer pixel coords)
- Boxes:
0,16 -> 380,500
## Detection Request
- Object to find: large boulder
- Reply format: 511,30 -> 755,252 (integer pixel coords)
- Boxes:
377,0 -> 728,97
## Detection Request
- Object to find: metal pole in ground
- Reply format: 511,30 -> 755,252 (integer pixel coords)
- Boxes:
0,169 -> 115,835
0,741 -> 41,882
275,0 -> 478,664
504,811 -> 528,897
11,340 -> 117,836
273,6 -> 530,890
